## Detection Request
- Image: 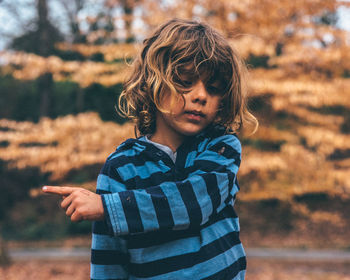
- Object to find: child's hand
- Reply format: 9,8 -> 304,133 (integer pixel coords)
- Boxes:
42,186 -> 105,222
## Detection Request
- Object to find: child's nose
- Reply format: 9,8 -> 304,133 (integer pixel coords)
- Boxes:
191,82 -> 208,105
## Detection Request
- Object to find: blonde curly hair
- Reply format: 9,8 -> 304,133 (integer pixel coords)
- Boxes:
118,18 -> 258,136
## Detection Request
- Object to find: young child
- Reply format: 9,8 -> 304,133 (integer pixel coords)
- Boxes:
43,18 -> 258,280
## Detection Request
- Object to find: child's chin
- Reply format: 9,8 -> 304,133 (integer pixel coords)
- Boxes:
181,127 -> 205,136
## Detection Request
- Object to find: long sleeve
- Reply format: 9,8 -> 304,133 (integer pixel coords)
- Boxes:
90,166 -> 129,279
102,134 -> 241,237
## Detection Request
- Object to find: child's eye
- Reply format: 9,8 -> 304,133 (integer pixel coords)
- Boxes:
173,74 -> 195,89
206,85 -> 221,95
181,80 -> 193,87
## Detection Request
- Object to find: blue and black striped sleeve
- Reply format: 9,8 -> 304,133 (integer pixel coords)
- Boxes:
90,161 -> 129,280
102,134 -> 241,236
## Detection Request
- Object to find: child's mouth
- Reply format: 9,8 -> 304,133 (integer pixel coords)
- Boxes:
184,110 -> 205,122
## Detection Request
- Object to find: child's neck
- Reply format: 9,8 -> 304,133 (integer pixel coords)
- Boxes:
149,130 -> 184,153
149,117 -> 186,152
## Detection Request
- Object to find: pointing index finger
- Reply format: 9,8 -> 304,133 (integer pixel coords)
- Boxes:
42,186 -> 76,196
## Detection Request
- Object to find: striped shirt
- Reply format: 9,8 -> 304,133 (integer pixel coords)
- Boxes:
91,125 -> 246,279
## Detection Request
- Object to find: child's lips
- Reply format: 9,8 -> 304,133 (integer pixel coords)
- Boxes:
184,110 -> 205,122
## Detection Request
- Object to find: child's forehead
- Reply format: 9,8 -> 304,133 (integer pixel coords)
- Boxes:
175,61 -> 224,83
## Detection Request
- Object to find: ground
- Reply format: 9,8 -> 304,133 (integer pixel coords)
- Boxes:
1,259 -> 350,280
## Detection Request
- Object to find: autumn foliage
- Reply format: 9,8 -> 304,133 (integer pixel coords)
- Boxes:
0,0 -> 349,245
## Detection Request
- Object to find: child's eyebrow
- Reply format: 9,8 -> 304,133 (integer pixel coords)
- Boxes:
177,65 -> 196,74
175,66 -> 198,80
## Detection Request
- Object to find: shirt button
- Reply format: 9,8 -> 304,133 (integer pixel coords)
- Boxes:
156,151 -> 163,156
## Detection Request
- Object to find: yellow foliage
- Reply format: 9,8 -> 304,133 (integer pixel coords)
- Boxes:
0,113 -> 134,180
56,43 -> 139,62
1,51 -> 130,87
1,33 -> 350,202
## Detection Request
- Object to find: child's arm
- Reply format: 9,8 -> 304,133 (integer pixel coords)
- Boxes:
103,134 -> 241,236
42,134 -> 241,236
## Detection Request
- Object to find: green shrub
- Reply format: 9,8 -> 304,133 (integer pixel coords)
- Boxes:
0,74 -> 127,124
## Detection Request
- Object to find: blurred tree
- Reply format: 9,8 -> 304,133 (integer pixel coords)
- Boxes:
2,0 -> 62,117
0,1 -> 51,257
103,0 -> 142,43
56,0 -> 87,43
121,0 -> 137,43
36,0 -> 56,117
37,72 -> 53,117
0,237 -> 10,266
0,159 -> 47,265
201,0 -> 347,53
139,0 -> 348,51
9,0 -> 63,55
87,10 -> 116,44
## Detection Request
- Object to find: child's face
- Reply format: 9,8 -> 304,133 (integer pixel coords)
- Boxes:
156,80 -> 221,140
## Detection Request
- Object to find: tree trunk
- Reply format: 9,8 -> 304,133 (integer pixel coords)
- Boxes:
38,72 -> 53,118
0,226 -> 11,266
37,0 -> 50,57
122,0 -> 135,43
37,0 -> 54,118
76,87 -> 84,113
